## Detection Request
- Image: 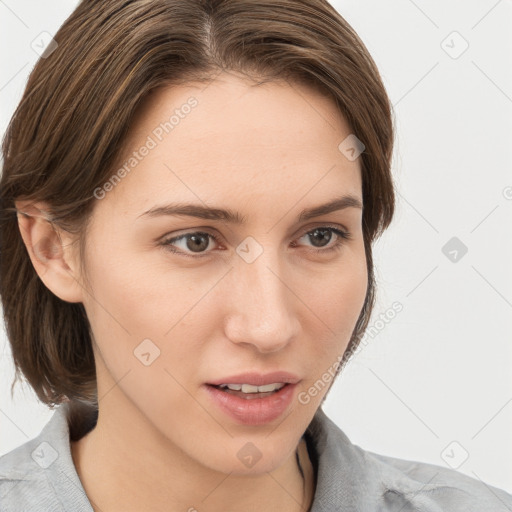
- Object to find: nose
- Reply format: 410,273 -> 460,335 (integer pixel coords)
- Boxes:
224,253 -> 299,354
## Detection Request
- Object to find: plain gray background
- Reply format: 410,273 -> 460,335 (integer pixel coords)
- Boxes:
1,0 -> 511,495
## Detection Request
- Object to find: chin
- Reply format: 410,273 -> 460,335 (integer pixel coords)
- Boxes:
203,437 -> 297,476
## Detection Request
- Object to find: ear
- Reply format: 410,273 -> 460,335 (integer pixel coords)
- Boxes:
14,200 -> 84,303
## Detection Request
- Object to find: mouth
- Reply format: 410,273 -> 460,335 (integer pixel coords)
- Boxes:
203,374 -> 300,425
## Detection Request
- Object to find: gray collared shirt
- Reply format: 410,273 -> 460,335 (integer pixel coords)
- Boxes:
1,403 -> 511,511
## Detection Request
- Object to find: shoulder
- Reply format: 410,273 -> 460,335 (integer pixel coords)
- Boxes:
0,431 -> 61,510
365,447 -> 512,511
307,408 -> 512,512
0,404 -> 93,511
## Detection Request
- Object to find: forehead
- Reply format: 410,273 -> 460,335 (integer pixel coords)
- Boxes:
99,73 -> 363,218
129,73 -> 351,148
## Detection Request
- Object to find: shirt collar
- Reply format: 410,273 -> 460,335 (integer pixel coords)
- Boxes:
305,406 -> 387,510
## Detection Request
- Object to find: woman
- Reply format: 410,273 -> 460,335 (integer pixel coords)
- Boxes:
0,1 -> 510,511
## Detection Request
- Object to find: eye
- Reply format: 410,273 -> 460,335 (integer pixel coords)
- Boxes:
160,231 -> 219,258
159,225 -> 352,258
293,225 -> 352,255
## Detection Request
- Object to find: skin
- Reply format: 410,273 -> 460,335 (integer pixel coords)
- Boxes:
15,71 -> 367,512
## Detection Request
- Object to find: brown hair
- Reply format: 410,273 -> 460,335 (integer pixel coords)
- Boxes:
0,0 -> 395,437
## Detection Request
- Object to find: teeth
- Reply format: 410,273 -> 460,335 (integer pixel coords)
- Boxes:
224,384 -> 242,391
241,384 -> 259,393
255,383 -> 284,393
219,383 -> 286,393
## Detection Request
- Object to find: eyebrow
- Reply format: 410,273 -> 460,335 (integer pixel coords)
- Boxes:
137,194 -> 362,224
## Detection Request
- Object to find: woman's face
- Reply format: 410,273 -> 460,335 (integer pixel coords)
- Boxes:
78,72 -> 367,474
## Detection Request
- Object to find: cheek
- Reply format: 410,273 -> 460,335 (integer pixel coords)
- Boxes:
297,247 -> 368,393
307,246 -> 368,338
325,261 -> 368,334
80,253 -> 229,458
81,255 -> 207,426
81,246 -> 216,380
83,241 -> 190,329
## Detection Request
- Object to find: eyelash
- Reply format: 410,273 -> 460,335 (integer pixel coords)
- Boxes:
159,225 -> 352,259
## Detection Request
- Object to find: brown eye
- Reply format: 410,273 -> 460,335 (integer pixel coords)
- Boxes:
161,231 -> 220,257
294,226 -> 351,254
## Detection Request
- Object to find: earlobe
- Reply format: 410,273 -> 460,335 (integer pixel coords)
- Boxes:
14,200 -> 84,304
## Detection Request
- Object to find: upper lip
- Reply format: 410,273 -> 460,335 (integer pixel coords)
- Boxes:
207,371 -> 301,387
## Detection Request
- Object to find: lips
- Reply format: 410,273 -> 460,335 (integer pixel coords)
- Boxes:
204,382 -> 298,425
204,371 -> 301,425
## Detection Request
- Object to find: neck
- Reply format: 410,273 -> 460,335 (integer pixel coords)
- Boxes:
70,405 -> 316,512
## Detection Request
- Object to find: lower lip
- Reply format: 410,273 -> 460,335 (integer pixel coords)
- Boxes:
204,383 -> 297,425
